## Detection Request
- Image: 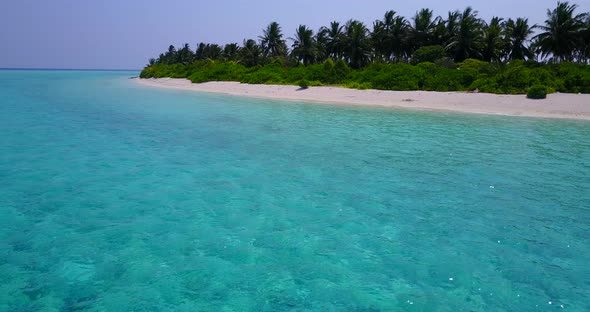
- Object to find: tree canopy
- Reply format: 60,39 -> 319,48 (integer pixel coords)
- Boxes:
147,2 -> 590,68
142,2 -> 590,95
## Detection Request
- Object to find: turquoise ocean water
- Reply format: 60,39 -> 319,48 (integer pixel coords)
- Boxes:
0,70 -> 589,311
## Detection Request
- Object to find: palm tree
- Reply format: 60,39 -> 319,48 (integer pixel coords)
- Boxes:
504,18 -> 535,60
259,22 -> 288,58
447,7 -> 484,61
376,10 -> 397,61
343,20 -> 372,68
374,11 -> 411,62
320,21 -> 345,60
238,39 -> 263,67
195,43 -> 206,60
371,20 -> 389,62
314,28 -> 329,63
371,11 -> 412,61
161,45 -> 178,64
222,43 -> 240,61
481,17 -> 505,63
443,11 -> 461,46
534,2 -> 586,62
178,43 -> 194,64
390,16 -> 412,62
290,25 -> 317,65
582,15 -> 590,62
195,43 -> 222,60
208,44 -> 223,60
411,9 -> 440,49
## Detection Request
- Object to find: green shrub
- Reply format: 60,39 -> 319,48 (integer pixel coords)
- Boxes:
323,58 -> 335,72
434,57 -> 455,69
560,64 -> 590,93
418,63 -> 464,91
303,63 -> 329,82
284,66 -> 306,83
412,45 -> 447,64
241,69 -> 283,84
332,59 -> 351,83
527,85 -> 548,99
369,63 -> 424,91
344,81 -> 372,90
457,59 -> 494,87
470,78 -> 500,93
189,72 -> 207,83
319,59 -> 339,84
140,58 -> 590,95
416,62 -> 438,74
498,63 -> 532,93
298,79 -> 309,89
139,67 -> 154,78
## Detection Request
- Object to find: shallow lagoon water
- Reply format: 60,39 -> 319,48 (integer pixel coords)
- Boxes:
0,70 -> 589,311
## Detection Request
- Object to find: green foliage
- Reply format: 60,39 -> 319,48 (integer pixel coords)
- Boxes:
241,70 -> 284,85
332,59 -> 351,83
140,59 -> 590,95
527,85 -> 548,99
298,79 -> 309,89
323,58 -> 335,71
301,63 -> 329,82
146,2 -> 590,79
418,62 -> 464,91
470,77 -> 500,93
499,62 -> 533,93
559,63 -> 590,93
535,2 -> 586,62
344,81 -> 372,90
412,45 -> 447,64
140,63 -> 190,78
457,59 -> 494,87
434,57 -> 456,69
346,63 -> 425,91
142,3 -> 590,95
198,61 -> 246,82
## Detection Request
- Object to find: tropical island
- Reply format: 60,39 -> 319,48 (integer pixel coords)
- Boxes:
139,2 -> 590,118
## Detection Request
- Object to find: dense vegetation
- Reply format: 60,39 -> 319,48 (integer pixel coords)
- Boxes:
141,2 -> 590,95
527,85 -> 549,99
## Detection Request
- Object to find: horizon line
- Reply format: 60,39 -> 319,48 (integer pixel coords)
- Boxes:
0,67 -> 141,72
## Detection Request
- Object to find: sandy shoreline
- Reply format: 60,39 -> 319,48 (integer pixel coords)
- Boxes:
136,78 -> 590,120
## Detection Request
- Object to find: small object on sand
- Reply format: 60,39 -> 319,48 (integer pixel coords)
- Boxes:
402,98 -> 415,102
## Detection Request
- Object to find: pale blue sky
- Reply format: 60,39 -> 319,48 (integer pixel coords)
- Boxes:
1,0 -> 589,69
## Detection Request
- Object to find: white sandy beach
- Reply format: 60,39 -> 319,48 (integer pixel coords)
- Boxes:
137,78 -> 590,120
